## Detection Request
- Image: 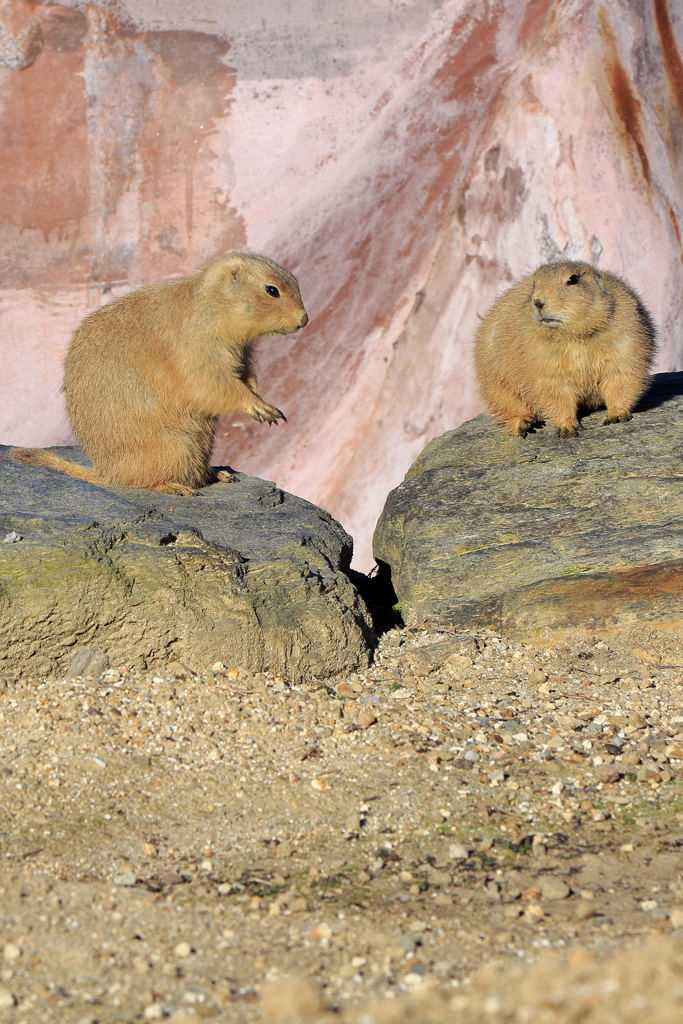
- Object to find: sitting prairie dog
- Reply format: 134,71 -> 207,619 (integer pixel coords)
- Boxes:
12,252 -> 308,495
473,260 -> 655,437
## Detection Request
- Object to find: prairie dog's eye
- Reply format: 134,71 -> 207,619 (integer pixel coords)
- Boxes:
566,273 -> 580,285
265,285 -> 280,298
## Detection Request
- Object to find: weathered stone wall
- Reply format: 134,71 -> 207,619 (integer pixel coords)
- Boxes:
2,1 -> 683,567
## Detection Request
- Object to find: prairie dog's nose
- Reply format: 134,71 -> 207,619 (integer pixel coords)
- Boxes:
298,310 -> 309,328
534,297 -> 545,309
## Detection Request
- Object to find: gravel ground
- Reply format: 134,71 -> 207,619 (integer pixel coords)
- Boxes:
2,627 -> 683,1022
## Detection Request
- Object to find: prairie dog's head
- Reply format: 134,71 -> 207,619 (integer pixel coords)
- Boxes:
202,252 -> 308,338
530,262 -> 614,336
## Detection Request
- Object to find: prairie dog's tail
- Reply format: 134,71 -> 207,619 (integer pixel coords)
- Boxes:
10,448 -> 105,485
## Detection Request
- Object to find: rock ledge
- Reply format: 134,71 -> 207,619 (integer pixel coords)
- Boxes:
0,447 -> 372,680
374,372 -> 683,642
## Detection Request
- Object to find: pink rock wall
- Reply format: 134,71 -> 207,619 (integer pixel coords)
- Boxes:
2,1 -> 683,568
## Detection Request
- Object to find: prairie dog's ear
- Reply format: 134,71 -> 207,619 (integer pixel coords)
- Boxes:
222,255 -> 243,284
593,269 -> 607,293
201,253 -> 244,293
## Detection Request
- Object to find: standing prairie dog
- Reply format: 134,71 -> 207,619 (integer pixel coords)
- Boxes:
12,252 -> 308,495
473,260 -> 655,437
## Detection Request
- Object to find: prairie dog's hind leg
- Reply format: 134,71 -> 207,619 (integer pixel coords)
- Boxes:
503,413 -> 544,438
484,381 -> 539,437
601,373 -> 641,425
100,431 -> 209,495
153,481 -> 199,497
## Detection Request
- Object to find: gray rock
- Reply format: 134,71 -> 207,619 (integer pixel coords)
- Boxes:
374,372 -> 683,640
0,446 -> 372,680
448,843 -> 470,860
540,877 -> 571,901
112,871 -> 137,887
405,640 -> 459,675
66,648 -> 109,679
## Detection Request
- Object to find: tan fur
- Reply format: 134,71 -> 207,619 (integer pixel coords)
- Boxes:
473,260 -> 655,437
12,253 -> 308,494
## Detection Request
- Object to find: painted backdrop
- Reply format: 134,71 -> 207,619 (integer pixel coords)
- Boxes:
1,0 -> 682,567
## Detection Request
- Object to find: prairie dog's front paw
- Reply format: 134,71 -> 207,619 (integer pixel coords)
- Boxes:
556,422 -> 582,438
249,399 -> 287,424
503,416 -> 537,437
603,410 -> 633,425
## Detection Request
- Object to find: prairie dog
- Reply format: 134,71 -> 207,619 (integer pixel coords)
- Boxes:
12,252 -> 308,495
473,260 -> 655,437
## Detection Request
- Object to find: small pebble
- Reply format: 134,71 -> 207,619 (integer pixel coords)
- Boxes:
540,878 -> 571,901
167,661 -> 195,678
0,987 -> 15,1008
112,872 -> 136,887
448,843 -> 470,860
143,1005 -> 165,1020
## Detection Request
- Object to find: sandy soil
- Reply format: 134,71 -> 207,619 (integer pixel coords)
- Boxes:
2,626 -> 683,1022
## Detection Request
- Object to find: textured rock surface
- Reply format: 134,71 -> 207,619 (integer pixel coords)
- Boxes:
374,372 -> 683,640
0,447 -> 372,679
2,1 -> 683,568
